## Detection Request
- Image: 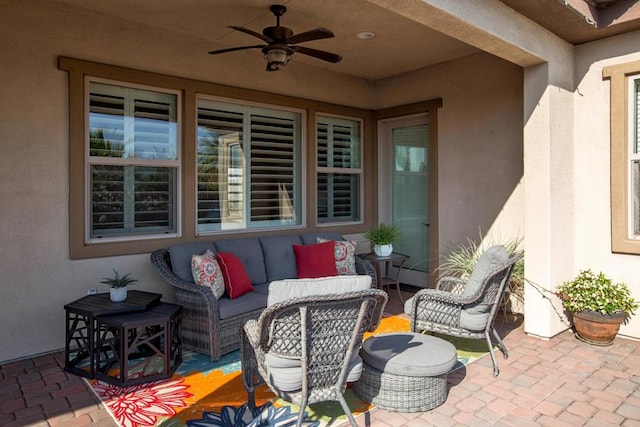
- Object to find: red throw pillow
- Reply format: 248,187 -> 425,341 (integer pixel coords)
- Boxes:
293,241 -> 338,279
216,252 -> 254,299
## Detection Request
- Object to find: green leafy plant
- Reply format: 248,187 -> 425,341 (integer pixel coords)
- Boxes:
365,223 -> 401,245
556,269 -> 638,316
437,233 -> 524,305
100,269 -> 138,289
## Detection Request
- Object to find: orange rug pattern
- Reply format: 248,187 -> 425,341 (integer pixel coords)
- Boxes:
87,314 -> 411,427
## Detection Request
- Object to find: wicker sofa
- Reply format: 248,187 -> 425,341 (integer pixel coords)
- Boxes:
150,231 -> 376,361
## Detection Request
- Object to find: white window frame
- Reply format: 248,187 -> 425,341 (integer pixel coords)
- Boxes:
628,76 -> 640,240
84,77 -> 182,244
316,113 -> 364,225
195,95 -> 306,235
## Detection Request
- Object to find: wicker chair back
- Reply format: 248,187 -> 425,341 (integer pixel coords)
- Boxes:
241,289 -> 388,427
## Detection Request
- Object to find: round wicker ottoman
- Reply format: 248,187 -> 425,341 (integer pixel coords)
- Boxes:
354,332 -> 457,412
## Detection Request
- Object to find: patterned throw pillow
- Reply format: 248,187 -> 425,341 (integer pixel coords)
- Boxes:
191,250 -> 225,299
317,237 -> 357,275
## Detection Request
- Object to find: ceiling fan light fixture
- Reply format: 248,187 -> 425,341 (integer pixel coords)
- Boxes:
264,48 -> 291,70
209,5 -> 341,71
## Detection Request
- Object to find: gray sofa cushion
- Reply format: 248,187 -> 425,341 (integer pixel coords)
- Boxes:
299,231 -> 344,245
259,235 -> 302,282
252,283 -> 270,296
168,242 -> 216,283
218,291 -> 267,319
214,238 -> 267,285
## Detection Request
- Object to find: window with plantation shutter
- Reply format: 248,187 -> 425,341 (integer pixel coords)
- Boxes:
604,61 -> 640,254
196,98 -> 301,233
317,116 -> 362,223
631,78 -> 640,237
88,81 -> 179,240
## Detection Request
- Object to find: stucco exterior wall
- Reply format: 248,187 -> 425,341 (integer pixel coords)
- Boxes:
0,4 -> 526,363
572,31 -> 640,338
374,53 -> 525,259
0,3 -> 374,362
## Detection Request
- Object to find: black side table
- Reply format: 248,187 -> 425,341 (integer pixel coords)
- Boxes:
360,252 -> 410,303
64,291 -> 162,379
95,302 -> 182,387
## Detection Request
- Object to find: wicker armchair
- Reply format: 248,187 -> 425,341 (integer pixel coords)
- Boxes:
241,289 -> 388,427
406,246 -> 523,376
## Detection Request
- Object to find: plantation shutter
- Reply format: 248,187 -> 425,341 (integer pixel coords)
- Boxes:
250,113 -> 297,223
88,82 -> 178,238
196,106 -> 244,230
196,99 -> 301,233
317,117 -> 361,223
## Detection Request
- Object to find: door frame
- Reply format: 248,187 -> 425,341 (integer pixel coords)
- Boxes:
376,100 -> 440,287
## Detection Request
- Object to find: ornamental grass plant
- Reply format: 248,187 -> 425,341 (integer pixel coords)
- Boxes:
437,233 -> 525,305
556,269 -> 638,317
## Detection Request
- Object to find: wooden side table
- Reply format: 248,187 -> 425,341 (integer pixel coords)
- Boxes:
95,302 -> 182,387
64,291 -> 162,379
360,252 -> 410,303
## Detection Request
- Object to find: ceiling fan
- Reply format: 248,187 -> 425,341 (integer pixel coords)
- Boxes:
208,4 -> 342,71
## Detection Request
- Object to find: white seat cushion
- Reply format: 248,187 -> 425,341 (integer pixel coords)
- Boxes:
267,275 -> 371,306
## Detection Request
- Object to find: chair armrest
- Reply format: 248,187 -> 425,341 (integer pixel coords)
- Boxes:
413,287 -> 479,305
408,287 -> 479,330
243,319 -> 260,349
150,248 -> 218,307
355,256 -> 377,288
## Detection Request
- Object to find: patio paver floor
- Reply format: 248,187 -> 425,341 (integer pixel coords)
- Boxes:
2,289 -> 640,426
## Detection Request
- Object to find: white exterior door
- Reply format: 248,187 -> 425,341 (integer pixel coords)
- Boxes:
378,114 -> 431,288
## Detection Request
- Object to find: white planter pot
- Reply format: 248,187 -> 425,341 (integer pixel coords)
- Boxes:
110,286 -> 127,302
374,244 -> 393,257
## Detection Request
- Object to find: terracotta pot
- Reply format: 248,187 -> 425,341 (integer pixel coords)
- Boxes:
572,310 -> 626,346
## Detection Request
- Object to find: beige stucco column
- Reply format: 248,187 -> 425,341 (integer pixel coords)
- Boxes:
522,61 -> 575,338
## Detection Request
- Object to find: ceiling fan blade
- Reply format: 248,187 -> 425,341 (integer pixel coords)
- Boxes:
292,46 -> 342,63
208,45 -> 265,55
285,27 -> 334,45
229,25 -> 272,43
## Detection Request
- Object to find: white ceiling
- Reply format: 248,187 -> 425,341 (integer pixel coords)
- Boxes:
55,0 -> 480,81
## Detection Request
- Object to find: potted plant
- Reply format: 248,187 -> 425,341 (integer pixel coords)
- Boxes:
437,234 -> 525,312
556,269 -> 638,346
100,269 -> 137,302
365,223 -> 401,257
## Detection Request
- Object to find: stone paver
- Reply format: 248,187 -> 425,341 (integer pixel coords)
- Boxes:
2,291 -> 640,427
341,306 -> 640,426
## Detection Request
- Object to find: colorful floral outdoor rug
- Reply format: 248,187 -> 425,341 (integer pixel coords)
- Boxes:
86,314 -> 489,427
